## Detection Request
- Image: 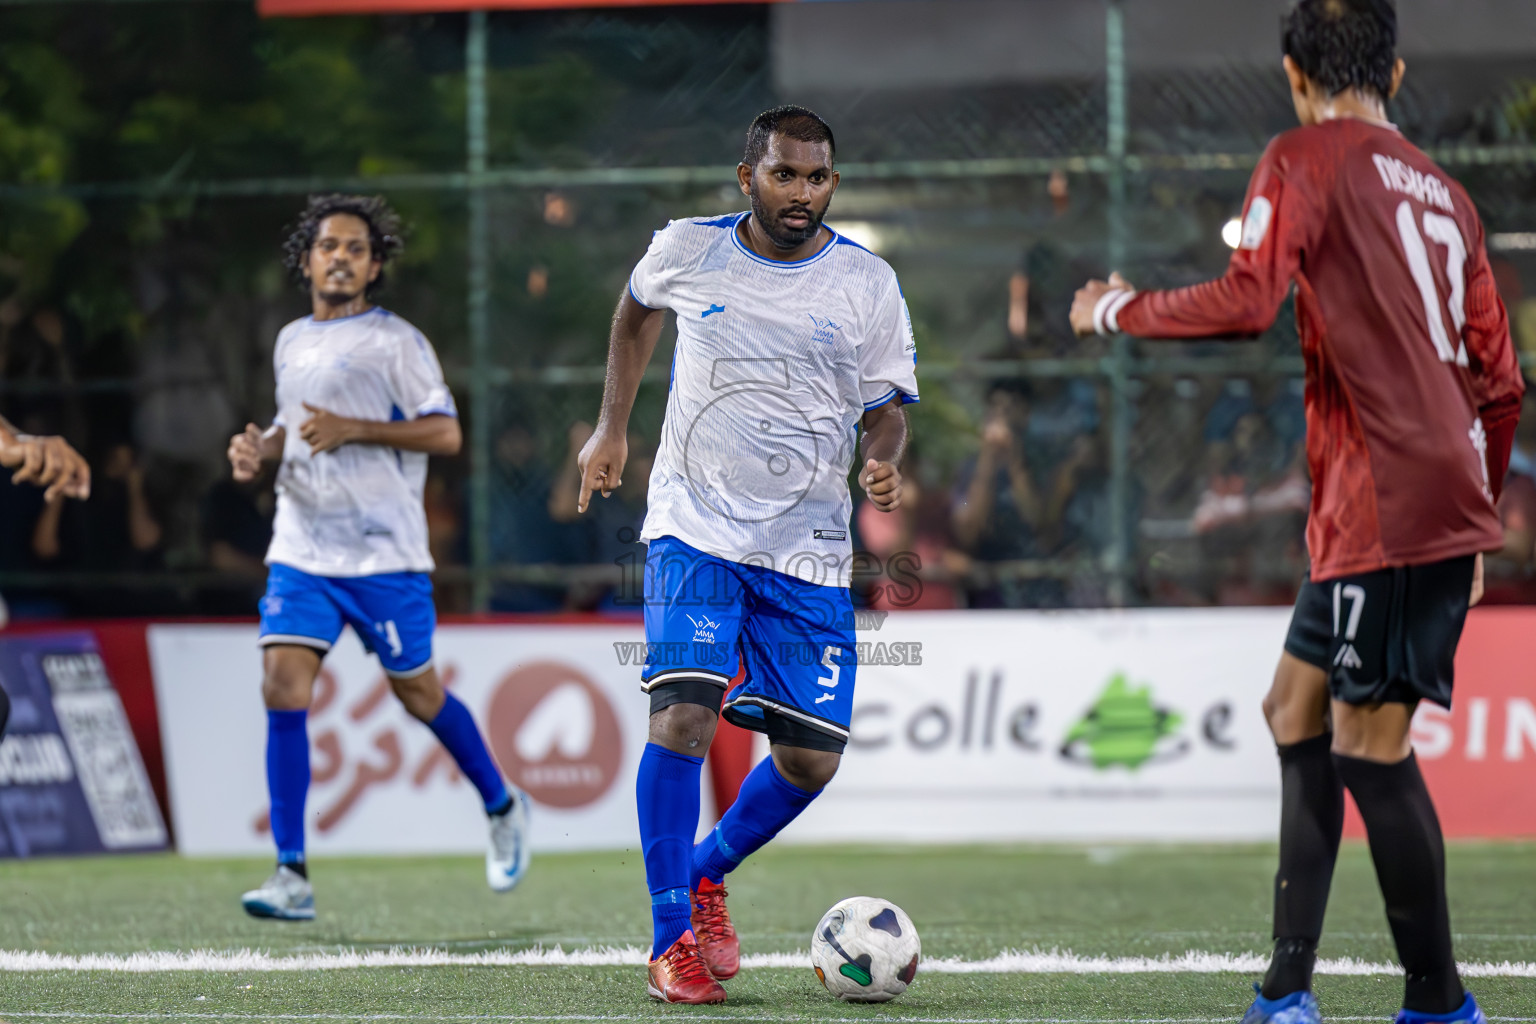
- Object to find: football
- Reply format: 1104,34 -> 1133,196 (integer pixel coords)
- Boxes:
810,896 -> 921,1002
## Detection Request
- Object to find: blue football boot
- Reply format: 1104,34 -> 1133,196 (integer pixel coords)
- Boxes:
1395,992 -> 1487,1024
1241,984 -> 1322,1024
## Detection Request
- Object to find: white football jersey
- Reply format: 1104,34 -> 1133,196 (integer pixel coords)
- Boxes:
629,212 -> 919,588
266,307 -> 456,577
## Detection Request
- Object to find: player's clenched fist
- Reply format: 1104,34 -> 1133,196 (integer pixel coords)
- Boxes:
1070,272 -> 1134,337
299,402 -> 361,454
576,426 -> 627,514
862,458 -> 902,512
1,432 -> 91,502
228,423 -> 267,481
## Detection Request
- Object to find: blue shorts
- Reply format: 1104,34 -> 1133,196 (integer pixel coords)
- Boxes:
258,563 -> 436,678
641,536 -> 856,751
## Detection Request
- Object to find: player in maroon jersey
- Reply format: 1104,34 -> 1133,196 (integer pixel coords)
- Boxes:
1071,4 -> 1522,1024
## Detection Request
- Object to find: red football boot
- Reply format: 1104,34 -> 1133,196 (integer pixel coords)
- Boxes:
646,929 -> 727,1004
690,878 -> 740,980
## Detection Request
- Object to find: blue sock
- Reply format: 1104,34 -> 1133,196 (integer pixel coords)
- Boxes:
637,742 -> 703,958
266,709 -> 310,866
692,757 -> 819,886
428,693 -> 511,814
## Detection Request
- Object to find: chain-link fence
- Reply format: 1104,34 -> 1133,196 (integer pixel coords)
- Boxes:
2,0 -> 1534,617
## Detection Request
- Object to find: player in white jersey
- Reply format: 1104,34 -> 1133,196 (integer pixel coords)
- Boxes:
226,195 -> 528,920
576,106 -> 917,1004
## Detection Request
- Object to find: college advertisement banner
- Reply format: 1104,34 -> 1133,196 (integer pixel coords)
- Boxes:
0,633 -> 169,858
147,609 -> 1536,855
149,623 -> 658,856
782,609 -> 1290,843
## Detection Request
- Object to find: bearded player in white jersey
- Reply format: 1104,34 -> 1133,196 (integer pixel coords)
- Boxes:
227,195 -> 528,920
577,106 -> 918,1003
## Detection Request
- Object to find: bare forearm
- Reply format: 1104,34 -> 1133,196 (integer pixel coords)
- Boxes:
346,415 -> 462,455
260,426 -> 286,460
1007,462 -> 1042,524
33,500 -> 63,561
127,484 -> 162,552
597,292 -> 666,436
549,457 -> 583,522
860,404 -> 908,468
954,451 -> 998,546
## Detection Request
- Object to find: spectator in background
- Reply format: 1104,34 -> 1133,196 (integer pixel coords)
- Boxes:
1191,382 -> 1309,604
1004,242 -> 1099,360
486,420 -> 583,611
34,441 -> 162,572
951,380 -> 1062,607
199,462 -> 276,614
1487,389 -> 1536,601
1040,431 -> 1115,605
548,420 -> 652,611
423,473 -> 468,611
1491,257 -> 1536,359
857,453 -> 966,610
32,440 -> 163,615
203,470 -> 275,575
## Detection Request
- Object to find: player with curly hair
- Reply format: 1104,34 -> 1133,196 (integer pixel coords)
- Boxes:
229,195 -> 529,920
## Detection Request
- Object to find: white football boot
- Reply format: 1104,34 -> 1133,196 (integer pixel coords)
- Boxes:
241,865 -> 315,921
486,788 -> 532,892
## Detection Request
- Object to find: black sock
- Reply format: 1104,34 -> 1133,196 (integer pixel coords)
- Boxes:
1261,733 -> 1343,999
1334,751 -> 1464,1015
281,859 -> 308,880
489,793 -> 515,818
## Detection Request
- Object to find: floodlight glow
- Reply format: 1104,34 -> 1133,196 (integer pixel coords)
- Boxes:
1222,217 -> 1243,249
832,222 -> 883,254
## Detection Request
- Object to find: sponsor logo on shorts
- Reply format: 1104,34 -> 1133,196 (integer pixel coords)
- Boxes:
685,613 -> 720,645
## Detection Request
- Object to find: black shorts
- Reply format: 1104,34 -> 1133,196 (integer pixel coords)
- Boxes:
1283,555 -> 1475,708
648,678 -> 846,754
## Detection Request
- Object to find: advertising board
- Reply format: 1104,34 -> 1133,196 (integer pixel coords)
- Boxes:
0,632 -> 168,858
150,623 -> 657,855
148,608 -> 1536,855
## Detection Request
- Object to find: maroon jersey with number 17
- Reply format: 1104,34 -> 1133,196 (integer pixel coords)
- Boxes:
1107,117 -> 1524,582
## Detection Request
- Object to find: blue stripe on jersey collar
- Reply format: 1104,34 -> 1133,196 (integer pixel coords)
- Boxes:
306,306 -> 388,325
728,211 -> 841,269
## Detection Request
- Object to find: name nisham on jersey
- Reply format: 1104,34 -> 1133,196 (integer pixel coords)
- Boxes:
1372,153 -> 1454,214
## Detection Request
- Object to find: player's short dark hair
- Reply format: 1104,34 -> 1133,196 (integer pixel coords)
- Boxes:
742,105 -> 836,168
283,194 -> 404,297
1282,0 -> 1398,102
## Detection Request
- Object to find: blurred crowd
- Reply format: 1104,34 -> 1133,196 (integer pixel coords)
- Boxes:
2,257 -> 1533,619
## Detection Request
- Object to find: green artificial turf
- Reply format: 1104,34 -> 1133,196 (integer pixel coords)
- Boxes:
1,843 -> 1532,1020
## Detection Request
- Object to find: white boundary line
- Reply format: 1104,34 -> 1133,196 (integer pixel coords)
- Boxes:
0,947 -> 1534,977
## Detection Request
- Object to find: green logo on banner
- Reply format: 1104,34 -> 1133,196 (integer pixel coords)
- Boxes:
1061,674 -> 1186,770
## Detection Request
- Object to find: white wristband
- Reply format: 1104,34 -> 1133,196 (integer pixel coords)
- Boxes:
1092,288 -> 1137,336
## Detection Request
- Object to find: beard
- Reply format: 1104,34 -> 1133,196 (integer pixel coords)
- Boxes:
749,186 -> 827,250
314,268 -> 367,305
